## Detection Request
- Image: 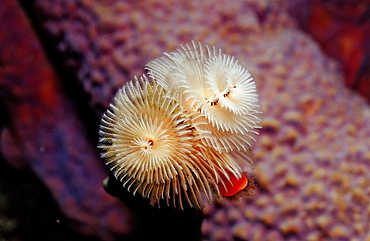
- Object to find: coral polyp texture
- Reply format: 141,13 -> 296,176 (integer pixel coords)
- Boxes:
99,44 -> 261,208
1,0 -> 370,240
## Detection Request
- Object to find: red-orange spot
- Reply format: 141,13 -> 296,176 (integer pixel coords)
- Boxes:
148,139 -> 154,146
144,139 -> 154,150
218,171 -> 248,197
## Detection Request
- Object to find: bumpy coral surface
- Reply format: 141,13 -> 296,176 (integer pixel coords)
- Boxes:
1,0 -> 369,240
201,18 -> 370,241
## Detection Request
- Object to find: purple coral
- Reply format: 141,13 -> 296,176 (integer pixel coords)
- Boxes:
1,0 -> 369,240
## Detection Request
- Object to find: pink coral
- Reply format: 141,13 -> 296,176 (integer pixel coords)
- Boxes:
1,0 -> 369,240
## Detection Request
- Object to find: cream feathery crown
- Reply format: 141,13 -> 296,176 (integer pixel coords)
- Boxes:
146,41 -> 261,153
99,42 -> 261,209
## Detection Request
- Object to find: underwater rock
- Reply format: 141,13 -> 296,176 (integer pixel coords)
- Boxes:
287,0 -> 370,102
0,0 -> 134,239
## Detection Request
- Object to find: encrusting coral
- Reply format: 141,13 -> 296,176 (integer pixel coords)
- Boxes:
99,42 -> 261,209
2,0 -> 370,239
